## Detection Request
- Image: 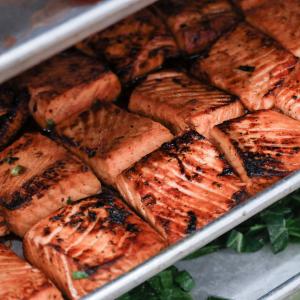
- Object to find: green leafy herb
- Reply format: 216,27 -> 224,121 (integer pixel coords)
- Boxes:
67,197 -> 73,205
3,156 -> 19,164
10,165 -> 26,176
174,271 -> 195,292
72,271 -> 89,280
207,296 -> 231,300
46,119 -> 55,130
237,65 -> 256,72
184,244 -> 221,260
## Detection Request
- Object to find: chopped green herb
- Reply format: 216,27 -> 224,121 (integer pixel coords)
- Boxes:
46,119 -> 55,130
226,230 -> 244,252
67,197 -> 73,205
72,271 -> 89,280
237,65 -> 256,72
174,271 -> 195,292
207,296 -> 231,300
10,165 -> 26,176
3,156 -> 19,164
184,244 -> 220,260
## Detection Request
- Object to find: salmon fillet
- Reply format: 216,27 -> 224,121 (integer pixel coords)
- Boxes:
274,62 -> 300,121
0,211 -> 9,237
0,243 -> 62,299
191,23 -> 297,111
155,0 -> 239,55
22,49 -> 121,128
0,132 -> 101,237
129,70 -> 245,138
237,0 -> 300,57
54,103 -> 173,186
116,131 -> 247,244
77,8 -> 179,83
0,82 -> 29,151
24,192 -> 166,300
211,110 -> 300,195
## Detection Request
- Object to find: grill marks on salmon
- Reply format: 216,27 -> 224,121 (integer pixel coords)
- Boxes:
129,70 -> 245,138
22,49 -> 121,128
54,103 -> 173,186
191,23 -> 297,111
77,8 -> 178,83
116,131 -> 247,244
238,0 -> 300,57
274,62 -> 300,121
0,211 -> 9,237
23,193 -> 166,300
211,110 -> 300,194
0,243 -> 63,299
155,0 -> 239,55
0,132 -> 101,237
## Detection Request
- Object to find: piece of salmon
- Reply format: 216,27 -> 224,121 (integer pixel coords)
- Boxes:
211,110 -> 300,194
0,132 -> 101,237
24,192 -> 166,300
116,131 -> 247,244
129,70 -> 245,138
54,103 -> 173,186
0,211 -> 9,237
236,0 -> 300,57
274,62 -> 300,121
191,23 -> 297,111
155,0 -> 239,55
77,8 -> 179,84
0,243 -> 63,299
0,82 -> 29,151
21,49 -> 121,128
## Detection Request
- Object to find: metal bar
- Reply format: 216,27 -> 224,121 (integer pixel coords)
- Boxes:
0,0 -> 159,84
83,170 -> 300,300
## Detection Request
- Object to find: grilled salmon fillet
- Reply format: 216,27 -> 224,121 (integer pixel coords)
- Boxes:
54,103 -> 173,186
0,82 -> 29,151
0,243 -> 62,299
116,131 -> 247,244
22,49 -> 121,128
77,8 -> 178,83
211,110 -> 300,194
0,132 -> 101,237
236,0 -> 300,57
274,62 -> 300,121
0,211 -> 9,237
191,23 -> 297,111
129,70 -> 245,138
24,192 -> 166,300
155,0 -> 239,55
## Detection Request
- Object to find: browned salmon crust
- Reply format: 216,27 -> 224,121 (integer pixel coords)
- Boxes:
0,212 -> 9,237
237,0 -> 300,57
0,243 -> 63,299
211,110 -> 300,194
155,0 -> 239,55
24,192 -> 166,300
191,23 -> 297,111
77,8 -> 179,83
129,70 -> 245,138
274,62 -> 300,121
0,132 -> 101,237
0,82 -> 29,151
116,131 -> 247,244
54,103 -> 173,186
22,49 -> 121,128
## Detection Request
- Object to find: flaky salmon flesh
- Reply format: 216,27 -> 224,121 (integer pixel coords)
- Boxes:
22,49 -> 121,128
236,0 -> 300,57
117,131 -> 247,244
54,103 -> 173,186
211,110 -> 300,195
155,0 -> 239,55
24,192 -> 166,300
129,70 -> 245,138
191,23 -> 297,111
0,132 -> 101,237
0,243 -> 62,299
77,8 -> 178,83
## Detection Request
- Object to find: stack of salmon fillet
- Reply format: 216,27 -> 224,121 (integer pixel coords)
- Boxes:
1,0 -> 300,298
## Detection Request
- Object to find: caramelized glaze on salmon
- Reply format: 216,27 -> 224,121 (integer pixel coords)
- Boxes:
24,192 -> 166,300
211,110 -> 300,194
0,243 -> 62,299
191,23 -> 297,111
22,49 -> 121,128
129,70 -> 245,138
238,0 -> 300,57
117,131 -> 247,244
54,103 -> 173,186
0,132 -> 101,236
155,0 -> 239,55
77,8 -> 179,83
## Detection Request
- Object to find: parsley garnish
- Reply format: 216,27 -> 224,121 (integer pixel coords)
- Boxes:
66,197 -> 73,205
237,65 -> 256,72
46,119 -> 56,130
11,165 -> 26,176
3,156 -> 19,164
72,271 -> 89,280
